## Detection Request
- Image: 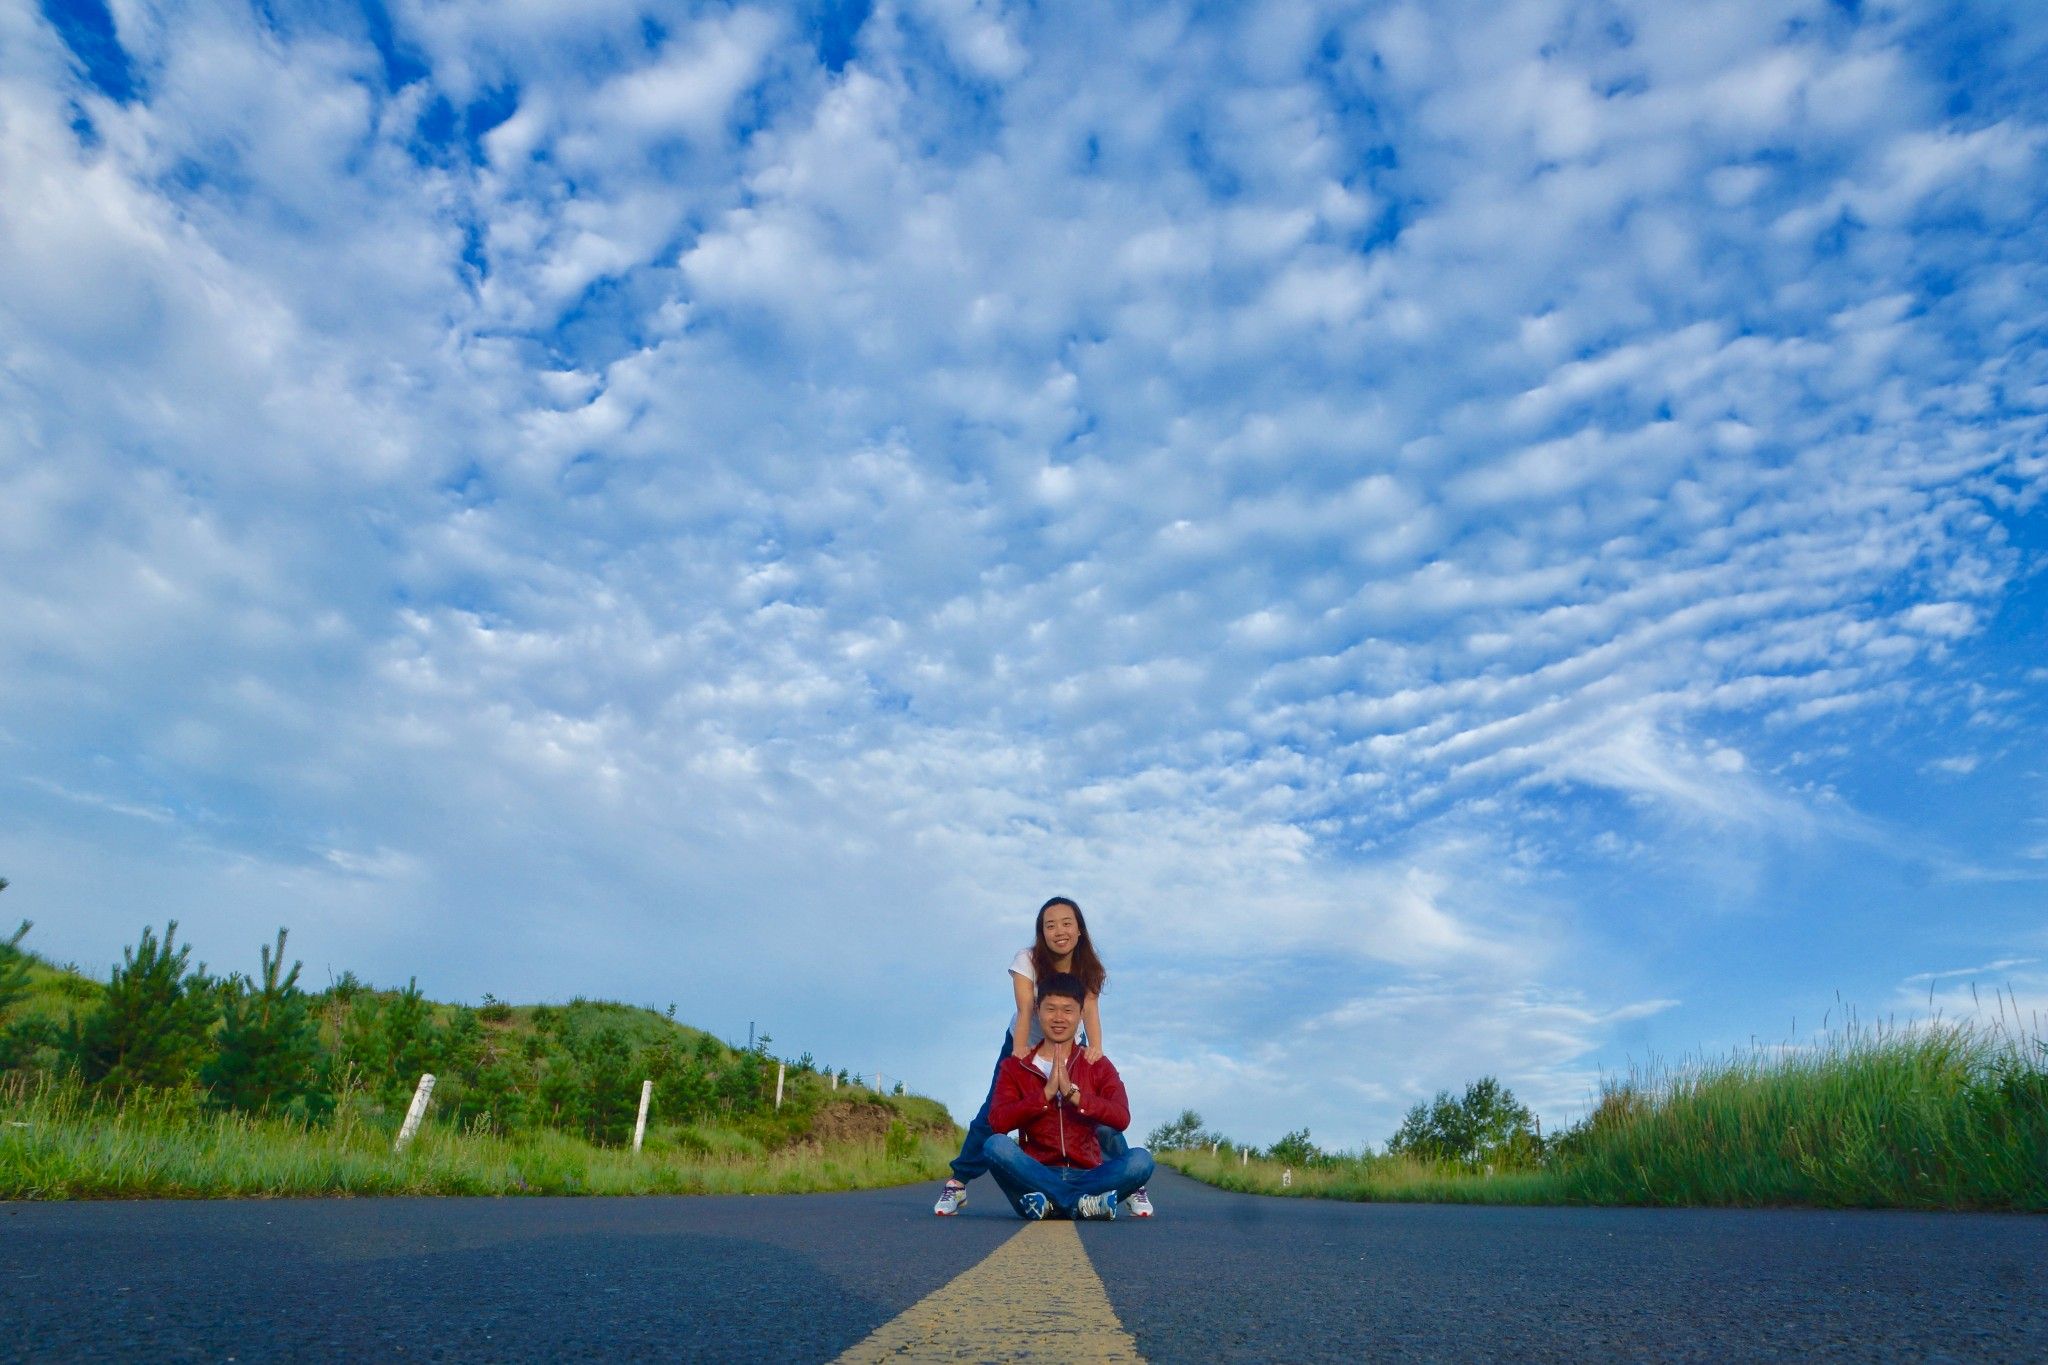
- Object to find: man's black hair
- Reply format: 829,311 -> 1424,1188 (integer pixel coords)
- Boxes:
1038,971 -> 1087,1006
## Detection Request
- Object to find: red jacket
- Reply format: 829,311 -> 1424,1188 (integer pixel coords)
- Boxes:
987,1047 -> 1132,1168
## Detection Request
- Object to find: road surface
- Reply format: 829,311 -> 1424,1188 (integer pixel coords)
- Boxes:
4,1167 -> 2043,1361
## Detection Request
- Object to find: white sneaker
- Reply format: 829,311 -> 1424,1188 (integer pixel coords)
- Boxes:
933,1181 -> 967,1216
1019,1191 -> 1051,1220
1075,1191 -> 1118,1220
1126,1187 -> 1154,1218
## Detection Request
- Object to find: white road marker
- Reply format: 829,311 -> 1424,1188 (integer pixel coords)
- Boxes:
393,1073 -> 435,1153
634,1079 -> 653,1153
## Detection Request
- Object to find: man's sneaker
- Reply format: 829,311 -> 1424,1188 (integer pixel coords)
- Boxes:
1126,1187 -> 1154,1218
933,1181 -> 968,1216
1018,1191 -> 1050,1220
1075,1191 -> 1118,1220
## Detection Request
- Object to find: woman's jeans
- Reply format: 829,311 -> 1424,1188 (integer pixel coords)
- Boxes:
949,1030 -> 1126,1183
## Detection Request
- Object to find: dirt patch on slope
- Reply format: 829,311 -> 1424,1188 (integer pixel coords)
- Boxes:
808,1101 -> 899,1144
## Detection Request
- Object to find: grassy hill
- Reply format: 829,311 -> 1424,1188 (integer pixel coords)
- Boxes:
0,934 -> 959,1199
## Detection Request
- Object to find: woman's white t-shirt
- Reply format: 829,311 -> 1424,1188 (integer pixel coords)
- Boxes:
1009,948 -> 1042,1045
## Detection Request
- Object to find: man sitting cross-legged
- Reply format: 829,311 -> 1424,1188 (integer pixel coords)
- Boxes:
982,971 -> 1155,1221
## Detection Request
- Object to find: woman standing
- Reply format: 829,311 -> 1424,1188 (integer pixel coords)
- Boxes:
933,895 -> 1152,1217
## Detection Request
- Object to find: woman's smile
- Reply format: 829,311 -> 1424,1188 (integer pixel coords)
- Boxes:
1041,906 -> 1080,957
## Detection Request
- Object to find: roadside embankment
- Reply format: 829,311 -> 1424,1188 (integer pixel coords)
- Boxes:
1,1075 -> 956,1198
1165,1017 -> 2048,1212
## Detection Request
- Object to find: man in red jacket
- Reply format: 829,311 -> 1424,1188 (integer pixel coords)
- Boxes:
981,971 -> 1155,1220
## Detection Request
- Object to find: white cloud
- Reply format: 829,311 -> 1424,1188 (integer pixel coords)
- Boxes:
600,10 -> 782,139
2,0 -> 2044,1143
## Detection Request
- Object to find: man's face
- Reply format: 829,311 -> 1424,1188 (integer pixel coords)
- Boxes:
1038,992 -> 1081,1045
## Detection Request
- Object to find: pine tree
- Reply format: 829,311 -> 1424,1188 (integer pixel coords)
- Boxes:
580,1023 -> 635,1145
378,978 -> 440,1100
538,1043 -> 588,1130
201,928 -> 328,1118
459,1049 -> 530,1134
337,977 -> 443,1104
337,992 -> 391,1093
0,881 -> 38,1072
71,922 -> 217,1091
0,878 -> 31,1022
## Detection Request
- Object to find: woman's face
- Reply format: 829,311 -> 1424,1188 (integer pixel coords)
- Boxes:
1040,903 -> 1080,959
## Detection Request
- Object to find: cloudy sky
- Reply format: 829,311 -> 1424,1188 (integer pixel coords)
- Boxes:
3,0 -> 2044,1148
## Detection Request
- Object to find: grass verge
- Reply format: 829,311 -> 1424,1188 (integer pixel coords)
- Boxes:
1165,1017 -> 2048,1211
0,1076 -> 955,1199
1161,1149 -> 1563,1205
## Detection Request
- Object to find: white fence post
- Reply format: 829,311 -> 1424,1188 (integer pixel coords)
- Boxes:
831,1072 -> 838,1091
393,1073 -> 436,1153
633,1079 -> 653,1154
1282,1167 -> 1293,1187
775,1062 -> 786,1111
1241,1148 -> 1248,1166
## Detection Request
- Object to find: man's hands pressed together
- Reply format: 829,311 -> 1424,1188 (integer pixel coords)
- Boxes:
1042,1051 -> 1082,1108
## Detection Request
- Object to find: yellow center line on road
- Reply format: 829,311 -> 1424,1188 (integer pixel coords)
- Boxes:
831,1219 -> 1145,1363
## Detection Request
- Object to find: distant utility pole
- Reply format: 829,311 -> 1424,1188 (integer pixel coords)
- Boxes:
748,1020 -> 755,1051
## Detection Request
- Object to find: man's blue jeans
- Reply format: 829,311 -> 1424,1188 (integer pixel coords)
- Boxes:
949,1031 -> 1122,1183
982,1133 -> 1155,1218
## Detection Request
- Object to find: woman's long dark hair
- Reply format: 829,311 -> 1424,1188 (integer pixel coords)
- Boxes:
1031,895 -> 1106,999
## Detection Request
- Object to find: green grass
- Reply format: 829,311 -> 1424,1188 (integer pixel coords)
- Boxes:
1165,1016 -> 2048,1211
1555,1016 -> 2048,1209
1161,1148 -> 1563,1205
0,947 -> 962,1198
0,1074 -> 956,1199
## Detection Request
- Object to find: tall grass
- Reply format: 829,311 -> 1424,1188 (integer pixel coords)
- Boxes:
1161,1148 -> 1563,1205
1557,1014 -> 2048,1209
1165,1013 -> 2048,1211
0,1073 -> 954,1199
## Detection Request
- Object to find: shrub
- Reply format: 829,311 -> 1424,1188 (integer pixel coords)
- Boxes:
1147,1108 -> 1219,1151
69,922 -> 217,1092
578,1024 -> 636,1146
337,978 -> 445,1105
324,970 -> 367,1003
1388,1076 -> 1538,1169
1268,1127 -> 1323,1165
202,929 -> 329,1119
0,909 -> 40,1074
0,906 -> 30,1022
461,1055 -> 531,1134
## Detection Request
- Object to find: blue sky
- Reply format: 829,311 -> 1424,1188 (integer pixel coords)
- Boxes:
2,0 -> 2044,1149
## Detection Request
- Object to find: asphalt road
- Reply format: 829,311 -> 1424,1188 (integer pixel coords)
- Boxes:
4,1167 -> 2044,1362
